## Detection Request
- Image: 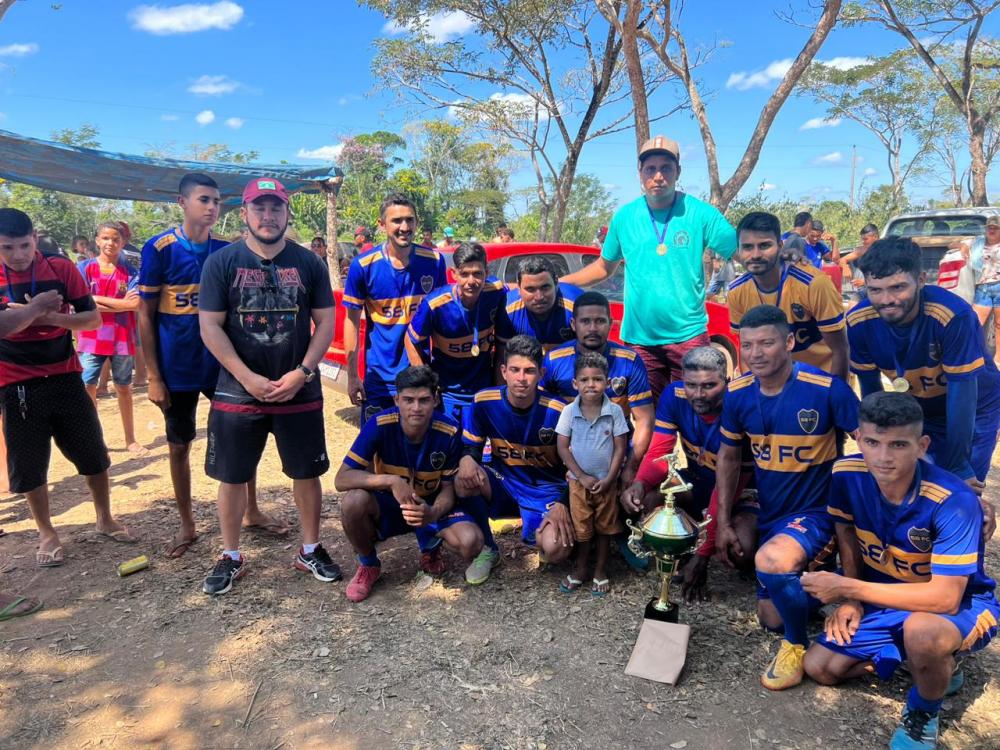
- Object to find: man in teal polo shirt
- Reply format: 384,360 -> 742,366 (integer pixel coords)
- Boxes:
562,136 -> 737,401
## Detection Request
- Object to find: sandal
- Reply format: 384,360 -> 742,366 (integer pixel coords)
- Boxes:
242,519 -> 291,538
0,594 -> 43,621
97,529 -> 137,543
165,532 -> 199,559
591,578 -> 610,597
558,575 -> 583,593
36,546 -> 64,567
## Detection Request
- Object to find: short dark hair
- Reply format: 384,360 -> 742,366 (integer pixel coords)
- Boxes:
859,391 -> 924,432
574,350 -> 609,377
516,256 -> 558,285
793,211 -> 812,229
380,193 -> 417,218
0,208 -> 33,238
395,365 -> 439,394
179,173 -> 219,197
573,290 -> 611,317
739,304 -> 790,336
36,234 -> 62,256
503,334 -> 543,367
95,221 -> 123,238
811,219 -> 825,233
856,236 -> 922,280
860,223 -> 879,237
452,242 -> 487,270
498,227 -> 515,239
311,236 -> 326,245
71,234 -> 89,247
737,211 -> 781,244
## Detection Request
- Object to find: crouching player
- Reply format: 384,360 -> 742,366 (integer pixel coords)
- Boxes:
336,366 -> 485,602
802,391 -> 998,750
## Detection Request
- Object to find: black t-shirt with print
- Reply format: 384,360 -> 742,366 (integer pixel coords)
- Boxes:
199,239 -> 334,405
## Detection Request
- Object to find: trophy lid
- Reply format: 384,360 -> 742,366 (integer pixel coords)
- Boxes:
641,500 -> 700,540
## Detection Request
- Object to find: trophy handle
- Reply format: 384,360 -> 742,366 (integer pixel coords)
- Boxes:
625,519 -> 654,559
695,513 -> 712,549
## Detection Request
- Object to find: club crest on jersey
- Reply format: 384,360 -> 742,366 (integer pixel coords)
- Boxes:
797,408 -> 819,434
430,451 -> 446,470
559,327 -> 574,341
673,230 -> 689,248
907,526 -> 932,552
929,341 -> 942,361
538,427 -> 555,445
610,376 -> 627,396
420,275 -> 435,293
791,303 -> 806,321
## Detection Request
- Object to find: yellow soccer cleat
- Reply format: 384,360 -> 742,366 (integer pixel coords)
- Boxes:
489,517 -> 523,535
760,639 -> 806,691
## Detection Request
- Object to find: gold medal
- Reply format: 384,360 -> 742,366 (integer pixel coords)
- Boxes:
891,376 -> 910,393
471,344 -> 480,357
656,243 -> 667,256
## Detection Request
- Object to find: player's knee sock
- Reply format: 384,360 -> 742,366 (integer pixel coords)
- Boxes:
357,552 -> 381,568
756,571 -> 809,646
463,494 -> 498,552
906,685 -> 943,716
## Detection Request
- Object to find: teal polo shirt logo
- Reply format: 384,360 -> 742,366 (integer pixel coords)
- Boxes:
673,230 -> 690,248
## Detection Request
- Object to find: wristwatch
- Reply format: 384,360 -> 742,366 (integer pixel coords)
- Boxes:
297,364 -> 316,382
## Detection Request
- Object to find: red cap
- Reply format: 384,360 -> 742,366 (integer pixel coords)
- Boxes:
242,177 -> 289,205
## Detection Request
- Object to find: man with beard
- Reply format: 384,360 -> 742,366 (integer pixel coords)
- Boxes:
620,346 -> 756,600
728,212 -> 848,381
848,236 -> 1000,532
494,257 -> 582,358
715,304 -> 859,690
343,195 -> 448,422
197,178 -> 340,595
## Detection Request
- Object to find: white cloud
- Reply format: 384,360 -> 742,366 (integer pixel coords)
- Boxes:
800,116 -> 841,131
864,167 -> 877,176
383,10 -> 474,43
761,182 -> 777,191
0,43 -> 39,57
297,144 -> 344,161
188,74 -> 241,96
195,109 -> 215,125
726,58 -> 793,90
812,151 -> 843,165
225,117 -> 244,129
129,1 -> 244,35
160,113 -> 179,121
820,56 -> 868,71
0,112 -> 6,121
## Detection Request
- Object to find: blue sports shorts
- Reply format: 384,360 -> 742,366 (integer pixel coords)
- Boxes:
484,465 -> 566,546
373,490 -> 474,552
755,510 -> 836,600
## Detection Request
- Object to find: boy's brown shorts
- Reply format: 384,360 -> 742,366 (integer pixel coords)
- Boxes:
568,478 -> 623,542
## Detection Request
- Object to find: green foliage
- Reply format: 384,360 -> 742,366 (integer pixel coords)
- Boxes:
511,174 -> 614,246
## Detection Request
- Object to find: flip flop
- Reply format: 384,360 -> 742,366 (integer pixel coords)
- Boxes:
36,546 -> 64,567
591,578 -> 610,598
0,594 -> 43,621
165,533 -> 200,559
97,529 -> 138,543
242,520 -> 291,538
558,575 -> 583,593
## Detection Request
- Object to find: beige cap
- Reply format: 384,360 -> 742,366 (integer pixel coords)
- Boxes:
638,135 -> 680,163
986,214 -> 1000,227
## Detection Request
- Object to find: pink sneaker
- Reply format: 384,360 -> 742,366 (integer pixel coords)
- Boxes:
345,564 -> 382,602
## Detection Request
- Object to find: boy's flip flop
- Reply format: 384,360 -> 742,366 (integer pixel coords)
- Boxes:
591,578 -> 610,597
0,594 -> 43,621
558,575 -> 583,593
36,546 -> 64,567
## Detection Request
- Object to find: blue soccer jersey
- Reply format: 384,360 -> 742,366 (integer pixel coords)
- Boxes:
495,282 -> 582,351
406,279 -> 507,401
462,386 -> 566,510
343,244 -> 448,400
719,363 -> 859,529
138,228 -> 228,391
342,408 -> 461,501
828,456 -> 995,596
541,341 -> 653,417
846,285 -> 1000,426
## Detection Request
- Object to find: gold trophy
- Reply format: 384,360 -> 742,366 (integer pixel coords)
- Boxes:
626,454 -> 711,623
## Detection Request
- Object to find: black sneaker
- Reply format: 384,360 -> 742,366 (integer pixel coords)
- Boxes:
294,544 -> 343,582
203,554 -> 246,596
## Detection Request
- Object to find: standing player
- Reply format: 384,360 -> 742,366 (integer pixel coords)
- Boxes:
404,242 -> 506,424
456,335 -> 573,577
802,392 -> 999,750
727,212 -> 848,381
336,366 -> 485,602
714,304 -> 859,690
139,174 -> 281,559
848,236 -> 1000,517
343,194 -> 448,422
198,177 -> 340,595
494,257 -> 581,358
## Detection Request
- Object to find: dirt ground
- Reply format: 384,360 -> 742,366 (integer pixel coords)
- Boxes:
0,385 -> 998,750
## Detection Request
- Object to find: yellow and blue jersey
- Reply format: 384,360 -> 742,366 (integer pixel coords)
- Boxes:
541,341 -> 652,417
138,227 -> 228,391
495,282 -> 582,352
406,280 -> 507,400
727,263 -> 844,374
343,244 -> 448,400
846,285 -> 1000,425
828,456 -> 995,595
462,386 -> 566,510
719,363 -> 859,529
342,407 -> 461,501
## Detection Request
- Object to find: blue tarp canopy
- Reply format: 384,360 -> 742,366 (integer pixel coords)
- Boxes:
0,129 -> 342,207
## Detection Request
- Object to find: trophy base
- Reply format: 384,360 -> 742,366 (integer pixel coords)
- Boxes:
644,598 -> 679,623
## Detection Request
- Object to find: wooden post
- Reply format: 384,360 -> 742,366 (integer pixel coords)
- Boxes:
321,177 -> 343,289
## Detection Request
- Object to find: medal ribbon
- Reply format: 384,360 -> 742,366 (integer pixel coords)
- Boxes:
452,284 -> 480,356
697,414 -> 722,466
754,262 -> 790,310
874,462 -> 921,564
890,302 -> 923,384
646,192 -> 678,250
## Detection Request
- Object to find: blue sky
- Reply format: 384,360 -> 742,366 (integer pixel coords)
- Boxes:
0,1 -> 996,212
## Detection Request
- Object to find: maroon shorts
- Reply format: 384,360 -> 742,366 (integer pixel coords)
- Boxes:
627,333 -> 711,404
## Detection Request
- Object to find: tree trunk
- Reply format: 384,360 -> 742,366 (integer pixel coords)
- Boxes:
549,150 -> 582,242
969,120 -> 990,206
0,0 -> 16,23
622,0 -> 650,151
323,178 -> 342,289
